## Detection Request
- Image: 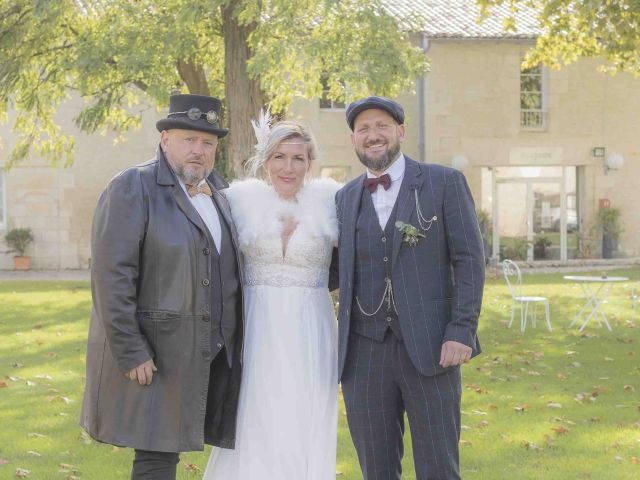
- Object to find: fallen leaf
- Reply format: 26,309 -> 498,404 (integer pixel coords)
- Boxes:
565,351 -> 577,356
0,459 -> 8,465
58,463 -> 75,471
478,420 -> 489,428
184,463 -> 201,474
604,357 -> 614,362
624,385 -> 635,391
7,376 -> 20,381
615,455 -> 623,461
26,381 -> 36,387
552,426 -> 569,435
26,452 -> 41,457
27,433 -> 45,438
514,403 -> 528,412
15,468 -> 30,478
12,362 -> 25,368
524,441 -> 540,450
572,362 -> 582,368
35,374 -> 53,380
45,352 -> 58,358
0,382 -> 8,388
547,402 -> 563,409
631,457 -> 638,465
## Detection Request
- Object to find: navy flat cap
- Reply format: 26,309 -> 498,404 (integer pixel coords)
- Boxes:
346,96 -> 405,131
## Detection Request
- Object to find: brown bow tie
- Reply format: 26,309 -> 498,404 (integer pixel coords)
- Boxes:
187,182 -> 213,197
363,174 -> 391,193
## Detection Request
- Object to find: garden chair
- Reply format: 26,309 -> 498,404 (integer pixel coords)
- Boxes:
502,259 -> 552,334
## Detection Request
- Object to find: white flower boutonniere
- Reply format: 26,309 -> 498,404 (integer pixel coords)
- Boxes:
395,221 -> 425,247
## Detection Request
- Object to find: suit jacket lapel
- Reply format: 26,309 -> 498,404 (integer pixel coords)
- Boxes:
391,158 -> 425,267
343,174 -> 365,287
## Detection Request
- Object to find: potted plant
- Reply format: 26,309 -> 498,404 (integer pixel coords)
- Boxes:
533,233 -> 552,260
5,228 -> 34,270
595,207 -> 623,259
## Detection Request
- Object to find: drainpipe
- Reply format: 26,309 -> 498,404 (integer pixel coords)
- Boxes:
417,34 -> 431,163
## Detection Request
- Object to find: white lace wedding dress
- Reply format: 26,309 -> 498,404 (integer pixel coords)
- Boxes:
203,178 -> 340,480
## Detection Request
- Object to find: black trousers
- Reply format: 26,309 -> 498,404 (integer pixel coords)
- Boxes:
342,331 -> 462,480
131,347 -> 229,480
131,450 -> 180,480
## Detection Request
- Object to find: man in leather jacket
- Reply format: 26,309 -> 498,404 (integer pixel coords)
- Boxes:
80,94 -> 244,479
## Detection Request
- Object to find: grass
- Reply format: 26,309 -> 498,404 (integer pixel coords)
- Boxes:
1,270 -> 640,479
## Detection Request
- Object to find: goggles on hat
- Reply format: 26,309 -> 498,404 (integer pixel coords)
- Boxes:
168,107 -> 219,124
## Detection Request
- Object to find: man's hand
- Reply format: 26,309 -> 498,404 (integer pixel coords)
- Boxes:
439,341 -> 472,368
126,359 -> 157,385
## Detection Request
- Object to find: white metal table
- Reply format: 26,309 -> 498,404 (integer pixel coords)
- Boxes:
564,275 -> 629,332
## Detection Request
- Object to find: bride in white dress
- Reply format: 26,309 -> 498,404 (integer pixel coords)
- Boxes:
203,118 -> 340,479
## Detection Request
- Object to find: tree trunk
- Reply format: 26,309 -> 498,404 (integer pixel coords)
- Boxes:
221,0 -> 265,177
176,59 -> 210,95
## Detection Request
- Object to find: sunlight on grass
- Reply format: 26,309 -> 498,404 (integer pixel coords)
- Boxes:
1,271 -> 640,479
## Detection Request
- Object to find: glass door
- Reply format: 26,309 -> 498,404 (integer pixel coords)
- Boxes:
490,166 -> 575,262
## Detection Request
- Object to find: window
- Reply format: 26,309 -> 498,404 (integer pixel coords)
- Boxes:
319,76 -> 346,110
0,171 -> 6,229
520,65 -> 547,130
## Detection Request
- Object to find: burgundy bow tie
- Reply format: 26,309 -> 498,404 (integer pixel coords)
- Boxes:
363,174 -> 391,193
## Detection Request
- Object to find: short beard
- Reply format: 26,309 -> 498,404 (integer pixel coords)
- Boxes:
355,142 -> 401,173
165,150 -> 211,185
174,164 -> 209,185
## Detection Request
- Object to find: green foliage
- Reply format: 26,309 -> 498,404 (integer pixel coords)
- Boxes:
533,233 -> 552,248
594,206 -> 624,241
0,0 -> 428,168
477,0 -> 640,75
4,227 -> 34,256
500,236 -> 529,261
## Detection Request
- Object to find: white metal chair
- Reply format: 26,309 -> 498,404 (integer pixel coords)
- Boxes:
502,259 -> 552,334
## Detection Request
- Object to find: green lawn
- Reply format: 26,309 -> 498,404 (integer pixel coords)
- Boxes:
1,271 -> 640,479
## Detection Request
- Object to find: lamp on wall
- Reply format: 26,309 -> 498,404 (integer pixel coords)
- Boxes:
451,154 -> 469,170
604,153 -> 624,174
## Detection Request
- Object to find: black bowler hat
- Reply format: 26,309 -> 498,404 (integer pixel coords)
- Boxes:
345,96 -> 405,131
156,94 -> 228,138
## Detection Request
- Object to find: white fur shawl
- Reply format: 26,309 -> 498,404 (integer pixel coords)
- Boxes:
225,178 -> 342,248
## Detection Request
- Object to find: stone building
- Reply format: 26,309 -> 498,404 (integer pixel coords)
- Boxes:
1,0 -> 638,269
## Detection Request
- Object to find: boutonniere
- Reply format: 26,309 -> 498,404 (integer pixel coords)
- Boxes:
395,221 -> 425,247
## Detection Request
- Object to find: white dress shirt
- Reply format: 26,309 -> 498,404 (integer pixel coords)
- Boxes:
366,153 -> 406,230
177,177 -> 222,254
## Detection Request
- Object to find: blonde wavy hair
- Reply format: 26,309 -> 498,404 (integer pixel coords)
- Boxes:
245,120 -> 318,177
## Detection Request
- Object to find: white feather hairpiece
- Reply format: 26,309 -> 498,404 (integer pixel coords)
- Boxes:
251,107 -> 272,155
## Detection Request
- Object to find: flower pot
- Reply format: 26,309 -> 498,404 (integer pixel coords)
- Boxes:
13,256 -> 31,271
602,235 -> 617,259
533,245 -> 546,260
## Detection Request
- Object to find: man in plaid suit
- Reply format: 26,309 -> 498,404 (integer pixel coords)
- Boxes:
335,96 -> 485,479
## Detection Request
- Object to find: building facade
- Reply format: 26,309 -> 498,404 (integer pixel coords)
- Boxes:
1,1 -> 639,269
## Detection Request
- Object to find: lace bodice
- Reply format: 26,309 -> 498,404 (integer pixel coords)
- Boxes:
225,178 -> 341,288
242,229 -> 334,287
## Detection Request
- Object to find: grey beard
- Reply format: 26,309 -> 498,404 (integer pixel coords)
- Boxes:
175,165 -> 205,185
355,143 -> 401,173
